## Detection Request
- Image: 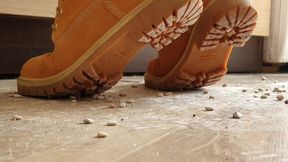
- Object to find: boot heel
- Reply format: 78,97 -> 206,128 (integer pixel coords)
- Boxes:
200,6 -> 258,51
138,0 -> 203,51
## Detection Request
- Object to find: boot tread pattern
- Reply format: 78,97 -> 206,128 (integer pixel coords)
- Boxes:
200,6 -> 258,51
138,0 -> 203,51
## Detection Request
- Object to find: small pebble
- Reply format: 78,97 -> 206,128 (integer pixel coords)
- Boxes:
258,88 -> 265,92
276,94 -> 285,101
106,97 -> 114,102
119,102 -> 128,108
164,92 -> 173,96
273,88 -> 284,93
233,112 -> 242,119
96,132 -> 108,138
157,93 -> 164,97
209,96 -> 215,100
193,114 -> 196,117
222,84 -> 227,87
94,95 -> 106,100
261,76 -> 267,81
119,93 -> 127,97
285,100 -> 288,104
69,96 -> 77,100
264,92 -> 270,96
131,84 -> 138,88
253,95 -> 258,98
107,121 -> 118,126
205,107 -> 214,111
242,89 -> 247,93
83,119 -> 95,124
11,94 -> 23,98
261,95 -> 268,99
12,115 -> 23,120
125,99 -> 135,104
108,104 -> 116,109
203,90 -> 209,94
274,80 -> 279,83
254,90 -> 259,94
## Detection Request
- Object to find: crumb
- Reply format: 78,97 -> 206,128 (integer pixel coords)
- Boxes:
222,84 -> 227,87
203,90 -> 209,94
71,99 -> 77,103
242,89 -> 247,93
285,100 -> 288,104
261,77 -> 267,81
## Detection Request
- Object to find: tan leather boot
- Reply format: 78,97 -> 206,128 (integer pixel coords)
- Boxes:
145,0 -> 258,91
18,0 -> 203,97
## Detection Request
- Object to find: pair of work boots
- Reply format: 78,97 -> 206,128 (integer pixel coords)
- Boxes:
18,0 -> 258,97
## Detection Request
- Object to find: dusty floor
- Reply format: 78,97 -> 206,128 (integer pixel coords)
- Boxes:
0,74 -> 288,162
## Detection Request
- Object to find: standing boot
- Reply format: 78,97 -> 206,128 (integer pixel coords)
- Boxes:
145,0 -> 258,90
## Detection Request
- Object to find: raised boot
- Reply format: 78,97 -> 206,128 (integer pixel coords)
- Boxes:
145,0 -> 258,90
18,0 -> 204,97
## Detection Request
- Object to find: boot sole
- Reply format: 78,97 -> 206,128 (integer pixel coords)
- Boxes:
145,0 -> 258,91
17,0 -> 203,97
